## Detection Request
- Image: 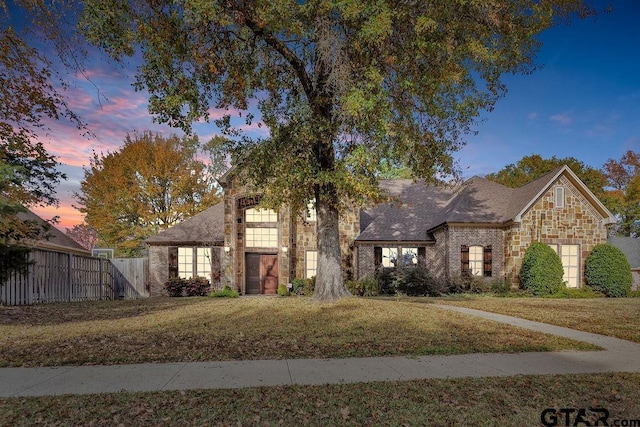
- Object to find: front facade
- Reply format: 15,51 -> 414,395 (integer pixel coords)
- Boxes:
146,165 -> 616,295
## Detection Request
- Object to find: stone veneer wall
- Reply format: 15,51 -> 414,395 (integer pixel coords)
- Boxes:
447,226 -> 505,280
504,175 -> 609,286
295,208 -> 360,281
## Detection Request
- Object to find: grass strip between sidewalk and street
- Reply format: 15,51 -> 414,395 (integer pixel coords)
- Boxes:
1,372 -> 638,426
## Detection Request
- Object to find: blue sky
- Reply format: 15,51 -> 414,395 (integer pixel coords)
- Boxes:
28,1 -> 640,229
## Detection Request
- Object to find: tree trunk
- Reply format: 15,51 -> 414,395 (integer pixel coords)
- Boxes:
313,182 -> 351,302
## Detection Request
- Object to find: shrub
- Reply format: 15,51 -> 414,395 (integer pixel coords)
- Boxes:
303,276 -> 315,296
291,278 -> 305,295
346,275 -> 381,296
489,279 -> 512,295
184,276 -> 210,297
585,244 -> 632,297
164,277 -> 186,297
208,285 -> 239,298
520,242 -> 564,296
375,268 -> 396,295
392,265 -> 444,296
547,285 -> 604,299
277,283 -> 289,296
447,270 -> 490,294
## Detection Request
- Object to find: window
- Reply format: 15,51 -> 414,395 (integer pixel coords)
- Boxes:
245,228 -> 278,248
401,247 -> 419,267
178,247 -> 212,281
461,245 -> 492,277
469,246 -> 484,276
375,246 -> 424,269
178,247 -> 193,279
245,208 -> 277,223
381,247 -> 398,268
555,187 -> 565,208
306,200 -> 317,222
548,244 -> 580,288
306,250 -> 317,279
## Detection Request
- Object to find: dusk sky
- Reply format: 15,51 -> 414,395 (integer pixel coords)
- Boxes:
29,1 -> 640,231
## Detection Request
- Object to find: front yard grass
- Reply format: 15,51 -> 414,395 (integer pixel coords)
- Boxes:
434,297 -> 640,343
0,297 -> 596,367
1,372 -> 638,426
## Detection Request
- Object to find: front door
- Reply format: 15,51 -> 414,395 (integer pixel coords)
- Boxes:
245,254 -> 278,294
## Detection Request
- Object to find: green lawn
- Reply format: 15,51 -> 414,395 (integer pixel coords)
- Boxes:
0,297 -> 596,367
434,297 -> 640,343
1,373 -> 638,426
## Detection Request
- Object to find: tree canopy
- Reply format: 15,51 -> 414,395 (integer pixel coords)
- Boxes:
76,132 -> 222,257
80,0 -> 594,300
1,1 -> 82,282
484,154 -> 608,198
602,150 -> 639,237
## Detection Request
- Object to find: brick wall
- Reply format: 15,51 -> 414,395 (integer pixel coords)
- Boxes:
448,226 -> 505,280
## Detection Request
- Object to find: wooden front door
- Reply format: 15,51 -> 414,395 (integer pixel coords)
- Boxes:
245,254 -> 278,294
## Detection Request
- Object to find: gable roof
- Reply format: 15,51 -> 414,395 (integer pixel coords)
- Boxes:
608,237 -> 640,268
16,210 -> 90,256
356,165 -> 616,242
145,203 -> 225,246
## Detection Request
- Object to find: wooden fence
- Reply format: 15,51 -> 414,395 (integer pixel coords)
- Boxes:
1,249 -> 148,306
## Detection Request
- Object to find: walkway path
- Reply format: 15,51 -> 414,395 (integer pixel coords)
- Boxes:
1,304 -> 639,397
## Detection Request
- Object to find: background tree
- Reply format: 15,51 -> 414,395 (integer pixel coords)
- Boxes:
1,1 -> 83,283
80,0 -> 594,301
602,150 -> 640,237
65,223 -> 98,251
484,154 -> 608,198
76,132 -> 222,257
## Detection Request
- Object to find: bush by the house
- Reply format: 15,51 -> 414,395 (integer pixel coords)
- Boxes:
520,242 -> 564,296
547,285 -> 604,299
277,283 -> 289,296
208,285 -> 239,298
447,270 -> 491,294
184,276 -> 210,296
164,277 -> 186,297
585,244 -> 632,297
346,275 -> 381,296
392,265 -> 445,296
303,276 -> 315,296
375,268 -> 396,295
291,278 -> 305,295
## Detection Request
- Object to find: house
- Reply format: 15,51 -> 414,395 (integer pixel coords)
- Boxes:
17,209 -> 90,256
146,165 -> 616,295
608,236 -> 640,291
146,203 -> 225,296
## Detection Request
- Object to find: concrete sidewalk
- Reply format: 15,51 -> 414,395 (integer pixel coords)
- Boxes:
1,304 -> 639,398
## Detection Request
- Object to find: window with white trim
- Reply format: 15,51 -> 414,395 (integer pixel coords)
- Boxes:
468,246 -> 484,276
245,208 -> 277,223
306,250 -> 317,278
401,247 -> 419,267
245,228 -> 278,248
178,247 -> 212,281
555,187 -> 565,208
381,247 -> 398,268
548,243 -> 580,288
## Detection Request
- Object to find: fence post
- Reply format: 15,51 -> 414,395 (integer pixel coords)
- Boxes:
67,253 -> 73,302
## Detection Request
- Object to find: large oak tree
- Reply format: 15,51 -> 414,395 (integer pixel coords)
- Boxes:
602,150 -> 639,237
1,1 -> 83,282
76,132 -> 221,257
80,0 -> 594,301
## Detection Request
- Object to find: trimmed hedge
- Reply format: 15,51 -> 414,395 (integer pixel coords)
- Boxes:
585,244 -> 632,297
520,242 -> 564,296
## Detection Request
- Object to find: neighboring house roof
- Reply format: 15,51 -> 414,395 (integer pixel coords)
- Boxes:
608,237 -> 640,269
16,210 -> 90,256
145,203 -> 225,246
356,165 -> 617,242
